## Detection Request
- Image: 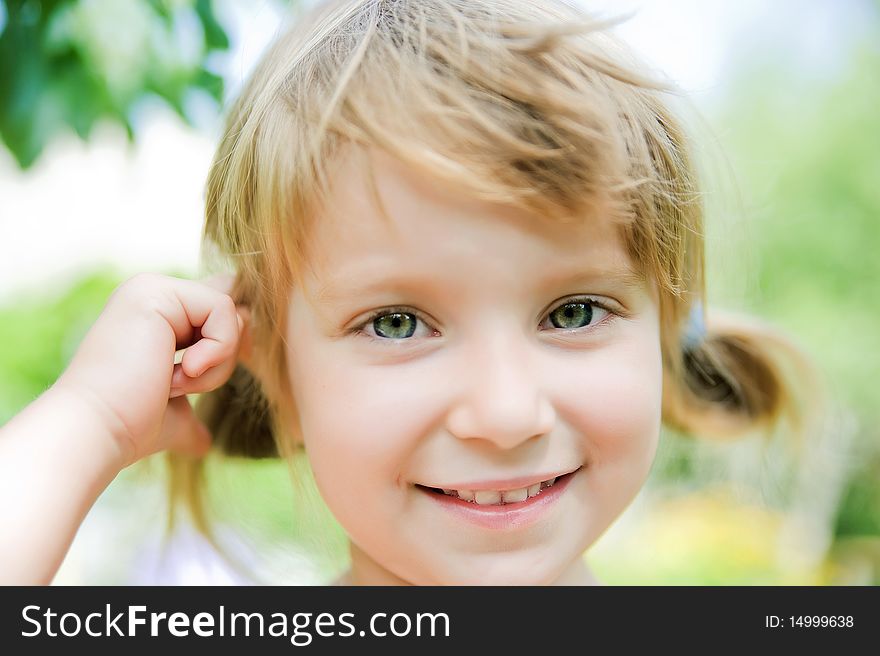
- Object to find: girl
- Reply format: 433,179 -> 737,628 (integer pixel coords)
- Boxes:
0,0 -> 814,585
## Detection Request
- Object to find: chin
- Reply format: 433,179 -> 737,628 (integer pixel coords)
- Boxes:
441,569 -> 560,586
413,555 -> 566,586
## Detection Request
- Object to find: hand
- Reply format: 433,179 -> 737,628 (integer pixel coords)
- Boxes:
54,273 -> 250,469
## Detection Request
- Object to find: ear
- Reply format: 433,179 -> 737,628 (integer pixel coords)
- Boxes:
200,274 -> 258,376
235,304 -> 256,374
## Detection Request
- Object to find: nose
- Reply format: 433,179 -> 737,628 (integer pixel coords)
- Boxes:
444,330 -> 556,450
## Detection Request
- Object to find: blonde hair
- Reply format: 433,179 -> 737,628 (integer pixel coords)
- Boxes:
169,0 -> 819,558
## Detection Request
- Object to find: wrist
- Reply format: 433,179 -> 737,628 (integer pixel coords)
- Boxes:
43,380 -> 133,474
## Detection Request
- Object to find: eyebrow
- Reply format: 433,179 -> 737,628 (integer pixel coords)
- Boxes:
532,265 -> 646,293
313,263 -> 646,305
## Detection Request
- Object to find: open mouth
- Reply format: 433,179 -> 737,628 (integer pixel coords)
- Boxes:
415,467 -> 581,507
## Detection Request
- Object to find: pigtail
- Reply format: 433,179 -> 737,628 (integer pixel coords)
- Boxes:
161,362 -> 285,583
162,368 -> 274,490
193,364 -> 278,458
663,307 -> 821,447
162,268 -> 284,581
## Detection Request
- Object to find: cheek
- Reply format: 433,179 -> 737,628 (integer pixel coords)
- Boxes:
286,339 -> 431,505
557,358 -> 661,558
556,332 -> 663,507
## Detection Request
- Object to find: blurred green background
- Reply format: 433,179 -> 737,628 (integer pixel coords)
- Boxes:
0,0 -> 877,584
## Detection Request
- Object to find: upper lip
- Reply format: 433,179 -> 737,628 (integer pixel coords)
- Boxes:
423,466 -> 581,491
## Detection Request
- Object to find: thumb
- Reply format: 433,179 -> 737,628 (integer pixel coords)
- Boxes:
160,396 -> 213,457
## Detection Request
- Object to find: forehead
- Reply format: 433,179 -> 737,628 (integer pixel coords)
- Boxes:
301,146 -> 639,294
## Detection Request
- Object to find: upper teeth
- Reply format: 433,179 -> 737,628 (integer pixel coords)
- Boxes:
440,477 -> 558,505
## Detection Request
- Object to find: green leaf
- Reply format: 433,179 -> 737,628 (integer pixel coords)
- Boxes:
194,67 -> 223,101
1,0 -> 232,168
195,0 -> 229,51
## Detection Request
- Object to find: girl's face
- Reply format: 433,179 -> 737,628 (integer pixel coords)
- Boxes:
285,147 -> 663,585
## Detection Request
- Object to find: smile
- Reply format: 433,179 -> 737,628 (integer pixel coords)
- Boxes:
427,474 -> 561,505
415,467 -> 582,530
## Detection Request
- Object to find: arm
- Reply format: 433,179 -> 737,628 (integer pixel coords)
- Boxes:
0,384 -> 126,584
0,273 -> 247,585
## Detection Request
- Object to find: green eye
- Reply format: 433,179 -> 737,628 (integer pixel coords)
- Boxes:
357,297 -> 612,344
373,312 -> 417,339
549,302 -> 593,329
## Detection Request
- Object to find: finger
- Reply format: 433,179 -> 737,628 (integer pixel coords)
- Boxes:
174,288 -> 240,378
177,303 -> 244,382
200,276 -> 251,349
159,396 -> 212,457
125,275 -> 240,364
197,277 -> 250,350
169,354 -> 238,398
169,304 -> 248,396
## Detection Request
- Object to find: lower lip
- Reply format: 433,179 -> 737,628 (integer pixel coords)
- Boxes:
417,469 -> 579,530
